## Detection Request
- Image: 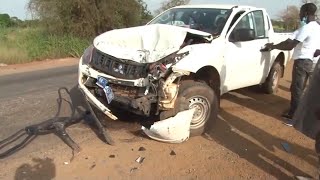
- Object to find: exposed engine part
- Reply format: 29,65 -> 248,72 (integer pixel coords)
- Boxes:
158,71 -> 190,110
131,96 -> 157,116
159,83 -> 179,109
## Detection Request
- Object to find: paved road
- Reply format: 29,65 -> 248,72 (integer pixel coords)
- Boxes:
0,65 -> 94,160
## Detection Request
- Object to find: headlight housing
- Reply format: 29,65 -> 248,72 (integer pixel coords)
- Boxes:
82,44 -> 94,65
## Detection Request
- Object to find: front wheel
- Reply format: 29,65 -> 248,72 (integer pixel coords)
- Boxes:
160,80 -> 219,136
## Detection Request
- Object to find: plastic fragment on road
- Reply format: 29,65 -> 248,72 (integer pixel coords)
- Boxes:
281,142 -> 291,153
138,147 -> 146,151
141,108 -> 195,144
170,150 -> 176,156
135,156 -> 145,164
130,167 -> 138,173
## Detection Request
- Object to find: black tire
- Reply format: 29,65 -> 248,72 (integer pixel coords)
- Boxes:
262,62 -> 283,94
160,80 -> 219,136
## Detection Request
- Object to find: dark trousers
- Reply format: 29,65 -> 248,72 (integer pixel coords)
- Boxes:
316,133 -> 320,178
288,59 -> 314,117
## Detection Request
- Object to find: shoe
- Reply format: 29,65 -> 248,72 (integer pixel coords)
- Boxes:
283,118 -> 295,127
281,112 -> 293,119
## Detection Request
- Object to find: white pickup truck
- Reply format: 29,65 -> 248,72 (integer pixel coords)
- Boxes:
78,4 -> 293,136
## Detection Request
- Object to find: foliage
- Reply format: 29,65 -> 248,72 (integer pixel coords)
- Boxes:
155,0 -> 190,15
278,5 -> 300,31
0,14 -> 13,28
28,0 -> 154,37
0,27 -> 90,64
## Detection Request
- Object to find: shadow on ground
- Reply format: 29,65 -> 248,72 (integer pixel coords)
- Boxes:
0,84 -> 151,159
15,158 -> 56,180
204,107 -> 316,179
222,87 -> 290,122
279,85 -> 290,92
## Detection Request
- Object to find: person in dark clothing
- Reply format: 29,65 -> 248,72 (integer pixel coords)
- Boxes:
292,50 -> 320,179
265,3 -> 320,121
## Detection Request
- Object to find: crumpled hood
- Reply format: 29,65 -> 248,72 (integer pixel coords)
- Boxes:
93,24 -> 213,63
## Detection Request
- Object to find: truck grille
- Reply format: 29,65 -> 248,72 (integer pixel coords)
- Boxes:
90,48 -> 148,79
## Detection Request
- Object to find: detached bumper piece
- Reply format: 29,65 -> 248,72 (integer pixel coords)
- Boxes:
142,108 -> 195,144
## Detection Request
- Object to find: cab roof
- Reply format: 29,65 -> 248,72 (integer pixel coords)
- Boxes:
171,4 -> 257,11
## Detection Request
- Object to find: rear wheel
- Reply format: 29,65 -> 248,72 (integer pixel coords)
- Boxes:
262,62 -> 283,94
160,80 -> 219,136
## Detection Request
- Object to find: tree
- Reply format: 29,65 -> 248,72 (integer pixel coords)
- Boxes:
28,0 -> 153,37
278,5 -> 300,31
137,0 -> 154,24
155,0 -> 190,15
0,14 -> 12,28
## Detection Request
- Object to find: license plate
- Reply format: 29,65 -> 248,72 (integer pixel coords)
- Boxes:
96,76 -> 114,104
96,76 -> 108,88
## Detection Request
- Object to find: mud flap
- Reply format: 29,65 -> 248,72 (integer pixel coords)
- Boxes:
141,108 -> 195,143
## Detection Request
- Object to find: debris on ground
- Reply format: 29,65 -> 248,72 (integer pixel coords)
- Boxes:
138,147 -> 146,151
294,175 -> 313,180
130,167 -> 138,173
281,142 -> 291,153
90,163 -> 96,170
109,155 -> 115,158
64,161 -> 69,165
135,156 -> 145,164
170,150 -> 176,156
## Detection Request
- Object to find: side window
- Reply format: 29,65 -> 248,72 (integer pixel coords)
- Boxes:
227,11 -> 245,33
252,10 -> 266,38
229,12 -> 255,41
233,12 -> 254,31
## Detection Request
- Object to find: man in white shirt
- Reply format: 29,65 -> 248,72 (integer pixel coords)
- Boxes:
265,3 -> 320,121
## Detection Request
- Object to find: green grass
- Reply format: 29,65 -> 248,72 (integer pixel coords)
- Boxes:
0,27 -> 91,65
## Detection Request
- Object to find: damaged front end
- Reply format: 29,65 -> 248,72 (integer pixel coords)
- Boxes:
78,24 -> 213,141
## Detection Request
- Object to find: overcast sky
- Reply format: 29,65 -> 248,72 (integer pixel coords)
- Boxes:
0,0 -> 303,20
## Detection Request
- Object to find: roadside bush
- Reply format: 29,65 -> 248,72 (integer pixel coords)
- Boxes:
0,27 -> 90,64
28,0 -> 153,37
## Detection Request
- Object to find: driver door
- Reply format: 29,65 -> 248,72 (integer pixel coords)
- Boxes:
223,10 -> 267,91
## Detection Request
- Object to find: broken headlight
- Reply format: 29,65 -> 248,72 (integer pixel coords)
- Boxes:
148,51 -> 190,80
82,44 -> 94,65
174,51 -> 189,62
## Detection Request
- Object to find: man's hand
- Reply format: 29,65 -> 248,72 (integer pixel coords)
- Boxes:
265,43 -> 274,50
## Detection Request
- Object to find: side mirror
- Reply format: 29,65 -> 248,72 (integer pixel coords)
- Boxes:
231,28 -> 255,42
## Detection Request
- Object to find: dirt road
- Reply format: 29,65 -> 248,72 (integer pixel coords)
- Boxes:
0,58 -> 317,180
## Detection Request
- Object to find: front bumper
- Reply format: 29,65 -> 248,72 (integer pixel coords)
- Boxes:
78,55 -> 191,120
78,67 -> 117,120
78,57 -> 156,119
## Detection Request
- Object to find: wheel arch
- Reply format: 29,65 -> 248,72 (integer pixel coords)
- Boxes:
179,65 -> 221,97
273,52 -> 285,77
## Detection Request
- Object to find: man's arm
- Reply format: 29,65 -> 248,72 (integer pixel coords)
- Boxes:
266,39 -> 300,51
266,24 -> 310,51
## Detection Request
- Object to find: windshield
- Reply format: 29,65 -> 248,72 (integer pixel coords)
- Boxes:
148,8 -> 231,36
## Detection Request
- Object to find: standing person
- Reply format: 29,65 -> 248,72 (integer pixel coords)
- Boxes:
265,3 -> 320,121
292,50 -> 320,180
